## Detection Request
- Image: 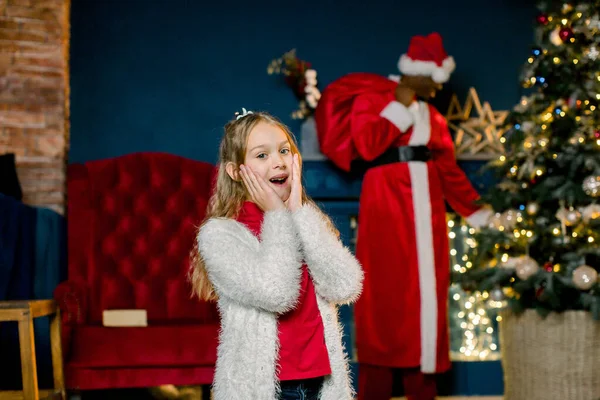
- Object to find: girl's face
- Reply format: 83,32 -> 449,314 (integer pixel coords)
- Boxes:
243,122 -> 294,202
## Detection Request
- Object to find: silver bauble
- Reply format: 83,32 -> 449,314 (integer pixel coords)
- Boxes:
516,256 -> 540,280
572,265 -> 599,290
583,175 -> 600,197
490,288 -> 505,301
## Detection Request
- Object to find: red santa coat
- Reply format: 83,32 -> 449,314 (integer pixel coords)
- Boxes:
314,73 -> 490,373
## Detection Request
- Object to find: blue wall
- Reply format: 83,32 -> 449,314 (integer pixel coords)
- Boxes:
69,0 -> 538,164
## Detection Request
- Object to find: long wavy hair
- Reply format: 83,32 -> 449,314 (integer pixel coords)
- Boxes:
189,111 -> 338,301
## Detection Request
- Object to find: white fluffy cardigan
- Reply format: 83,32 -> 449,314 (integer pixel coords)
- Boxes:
196,204 -> 364,400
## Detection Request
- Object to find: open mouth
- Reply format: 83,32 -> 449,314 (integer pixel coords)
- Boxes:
269,175 -> 289,185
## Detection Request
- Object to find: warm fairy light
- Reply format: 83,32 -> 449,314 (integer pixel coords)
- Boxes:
554,264 -> 561,272
448,217 -> 500,361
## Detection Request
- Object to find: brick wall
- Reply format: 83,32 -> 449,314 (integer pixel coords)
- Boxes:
0,0 -> 70,214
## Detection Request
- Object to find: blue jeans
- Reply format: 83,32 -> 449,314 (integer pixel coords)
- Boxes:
278,377 -> 324,400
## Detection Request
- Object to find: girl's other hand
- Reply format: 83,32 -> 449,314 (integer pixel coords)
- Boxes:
285,153 -> 303,212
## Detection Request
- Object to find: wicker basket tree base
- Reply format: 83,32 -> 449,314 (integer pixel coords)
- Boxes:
499,310 -> 600,400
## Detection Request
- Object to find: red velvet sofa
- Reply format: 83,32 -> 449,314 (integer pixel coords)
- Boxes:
54,152 -> 219,390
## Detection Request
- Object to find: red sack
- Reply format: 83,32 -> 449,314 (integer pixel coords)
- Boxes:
314,72 -> 397,171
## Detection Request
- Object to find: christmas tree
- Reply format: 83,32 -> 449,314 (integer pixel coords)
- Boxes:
461,0 -> 600,319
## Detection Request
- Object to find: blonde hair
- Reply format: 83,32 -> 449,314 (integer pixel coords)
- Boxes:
189,111 -> 338,301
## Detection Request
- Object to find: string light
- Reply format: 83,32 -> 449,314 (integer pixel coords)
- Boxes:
448,215 -> 500,361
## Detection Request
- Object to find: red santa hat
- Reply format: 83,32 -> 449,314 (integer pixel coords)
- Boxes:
398,32 -> 456,83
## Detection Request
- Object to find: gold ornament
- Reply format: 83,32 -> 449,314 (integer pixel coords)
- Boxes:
516,256 -> 540,280
572,265 -> 599,290
446,88 -> 509,160
582,204 -> 600,222
556,207 -> 581,226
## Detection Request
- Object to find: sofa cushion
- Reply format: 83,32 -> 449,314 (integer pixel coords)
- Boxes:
68,324 -> 218,368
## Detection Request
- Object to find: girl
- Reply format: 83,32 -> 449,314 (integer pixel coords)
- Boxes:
190,109 -> 363,400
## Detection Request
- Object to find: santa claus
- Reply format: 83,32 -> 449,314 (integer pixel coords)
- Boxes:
314,33 -> 492,400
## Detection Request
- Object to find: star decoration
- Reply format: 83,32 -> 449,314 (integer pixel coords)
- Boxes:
445,88 -> 509,160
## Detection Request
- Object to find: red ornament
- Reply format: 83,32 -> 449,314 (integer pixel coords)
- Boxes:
594,130 -> 600,138
536,13 -> 549,25
559,27 -> 573,42
536,287 -> 545,298
544,262 -> 553,272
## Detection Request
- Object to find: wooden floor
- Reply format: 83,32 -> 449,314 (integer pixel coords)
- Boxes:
392,398 -> 502,400
89,386 -> 504,400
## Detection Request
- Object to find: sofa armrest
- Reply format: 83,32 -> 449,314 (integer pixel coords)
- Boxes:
54,280 -> 87,361
54,280 -> 87,325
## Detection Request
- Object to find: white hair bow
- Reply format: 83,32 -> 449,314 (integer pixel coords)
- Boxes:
235,108 -> 254,120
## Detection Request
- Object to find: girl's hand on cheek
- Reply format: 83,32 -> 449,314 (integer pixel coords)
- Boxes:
240,165 -> 285,212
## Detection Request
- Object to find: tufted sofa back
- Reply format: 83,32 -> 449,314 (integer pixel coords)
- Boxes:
67,152 -> 218,324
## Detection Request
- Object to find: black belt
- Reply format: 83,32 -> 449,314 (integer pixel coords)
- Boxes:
350,145 -> 432,174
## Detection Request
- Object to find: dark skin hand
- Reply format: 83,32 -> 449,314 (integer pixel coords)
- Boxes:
395,75 -> 443,107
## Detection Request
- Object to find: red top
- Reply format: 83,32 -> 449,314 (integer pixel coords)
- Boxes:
236,202 -> 331,381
